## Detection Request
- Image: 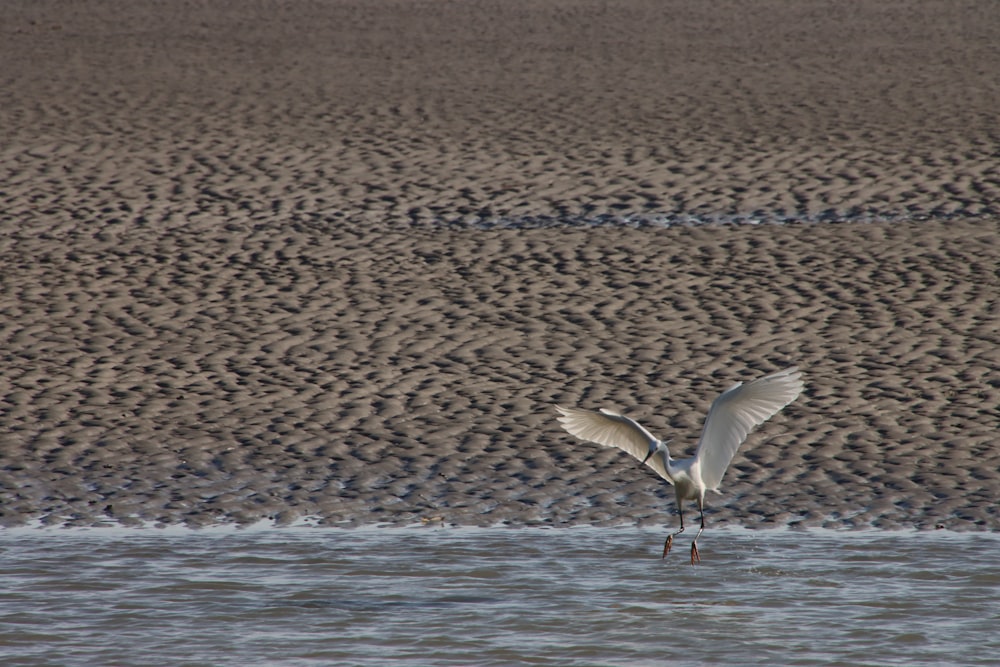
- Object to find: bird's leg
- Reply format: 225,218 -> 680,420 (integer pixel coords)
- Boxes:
663,506 -> 685,559
690,499 -> 705,565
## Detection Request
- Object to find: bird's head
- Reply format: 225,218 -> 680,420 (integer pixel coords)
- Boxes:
641,440 -> 671,464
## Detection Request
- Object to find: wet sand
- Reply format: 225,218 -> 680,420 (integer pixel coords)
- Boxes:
1,0 -> 998,530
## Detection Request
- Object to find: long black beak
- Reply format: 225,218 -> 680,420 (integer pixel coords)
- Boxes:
641,449 -> 655,464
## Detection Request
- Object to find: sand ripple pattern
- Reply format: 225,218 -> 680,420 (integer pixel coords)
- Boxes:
3,1 -> 1000,228
1,1 -> 999,529
0,220 -> 997,529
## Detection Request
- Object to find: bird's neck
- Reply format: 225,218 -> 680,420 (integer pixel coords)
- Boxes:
660,443 -> 696,484
659,441 -> 673,462
658,442 -> 676,474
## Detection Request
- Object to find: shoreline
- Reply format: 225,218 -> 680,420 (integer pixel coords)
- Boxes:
2,518 -> 994,535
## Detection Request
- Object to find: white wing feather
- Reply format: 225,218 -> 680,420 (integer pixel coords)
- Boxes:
694,367 -> 803,490
554,406 -> 670,481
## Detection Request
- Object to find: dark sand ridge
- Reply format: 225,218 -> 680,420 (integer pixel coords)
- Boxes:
1,1 -> 998,529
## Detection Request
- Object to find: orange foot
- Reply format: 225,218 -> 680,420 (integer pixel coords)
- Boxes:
662,534 -> 673,559
690,542 -> 701,565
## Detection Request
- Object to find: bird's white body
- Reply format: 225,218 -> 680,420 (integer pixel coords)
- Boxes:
556,367 -> 804,562
661,457 -> 699,501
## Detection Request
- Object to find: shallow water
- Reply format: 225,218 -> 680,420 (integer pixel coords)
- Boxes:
1,527 -> 997,666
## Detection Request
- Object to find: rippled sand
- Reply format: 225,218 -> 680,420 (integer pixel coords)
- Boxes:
1,1 -> 998,530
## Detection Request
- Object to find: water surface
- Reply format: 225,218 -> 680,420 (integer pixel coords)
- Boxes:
1,527 -> 996,666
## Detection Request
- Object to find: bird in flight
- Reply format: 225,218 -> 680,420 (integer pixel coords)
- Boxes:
556,367 -> 803,563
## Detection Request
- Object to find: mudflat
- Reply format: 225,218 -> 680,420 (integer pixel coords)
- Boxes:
1,0 -> 997,530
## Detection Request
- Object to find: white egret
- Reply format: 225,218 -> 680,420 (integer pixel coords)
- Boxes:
556,367 -> 803,563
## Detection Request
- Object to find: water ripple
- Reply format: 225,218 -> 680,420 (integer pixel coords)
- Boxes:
0,528 -> 997,666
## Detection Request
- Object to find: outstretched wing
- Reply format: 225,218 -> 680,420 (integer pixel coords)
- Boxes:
694,367 -> 803,490
555,406 -> 670,481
